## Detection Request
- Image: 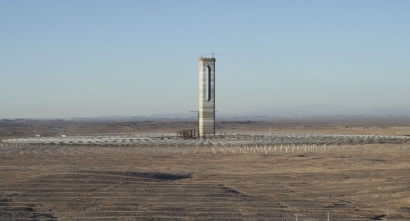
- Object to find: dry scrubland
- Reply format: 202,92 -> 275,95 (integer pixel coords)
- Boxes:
2,117 -> 410,139
1,117 -> 410,220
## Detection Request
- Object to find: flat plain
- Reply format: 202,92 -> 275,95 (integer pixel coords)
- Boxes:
1,117 -> 410,220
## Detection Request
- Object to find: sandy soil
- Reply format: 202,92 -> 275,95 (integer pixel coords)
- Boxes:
1,118 -> 410,220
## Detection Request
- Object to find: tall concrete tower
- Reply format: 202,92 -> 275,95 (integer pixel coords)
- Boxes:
199,57 -> 216,138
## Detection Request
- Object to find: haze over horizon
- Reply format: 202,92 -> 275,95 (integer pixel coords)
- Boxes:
1,1 -> 410,118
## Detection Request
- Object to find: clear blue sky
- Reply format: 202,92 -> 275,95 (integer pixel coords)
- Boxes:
1,0 -> 409,118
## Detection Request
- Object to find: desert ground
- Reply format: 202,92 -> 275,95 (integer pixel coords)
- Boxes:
1,117 -> 410,220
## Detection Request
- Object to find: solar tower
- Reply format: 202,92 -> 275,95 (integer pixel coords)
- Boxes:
199,57 -> 216,138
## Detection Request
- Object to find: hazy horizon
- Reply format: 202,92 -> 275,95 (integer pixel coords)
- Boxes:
3,103 -> 410,120
1,1 -> 410,118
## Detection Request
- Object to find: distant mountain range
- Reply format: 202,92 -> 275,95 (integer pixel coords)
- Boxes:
67,105 -> 410,121
249,104 -> 410,117
2,105 -> 410,121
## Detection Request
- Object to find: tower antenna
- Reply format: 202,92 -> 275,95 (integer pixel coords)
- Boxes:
209,52 -> 220,58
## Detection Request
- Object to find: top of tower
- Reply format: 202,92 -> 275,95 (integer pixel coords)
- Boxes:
199,57 -> 216,62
